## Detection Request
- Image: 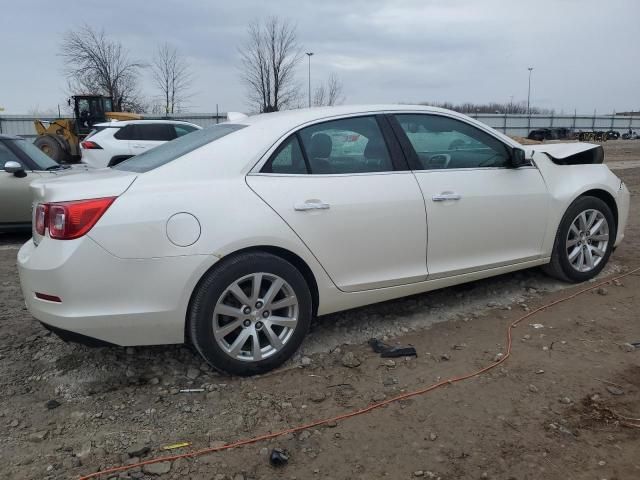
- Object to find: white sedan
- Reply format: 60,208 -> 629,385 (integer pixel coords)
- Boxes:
17,105 -> 630,375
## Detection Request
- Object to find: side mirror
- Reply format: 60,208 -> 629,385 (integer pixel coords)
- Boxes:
4,161 -> 26,177
510,148 -> 529,168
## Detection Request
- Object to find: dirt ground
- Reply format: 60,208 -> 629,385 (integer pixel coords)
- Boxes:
1,140 -> 639,480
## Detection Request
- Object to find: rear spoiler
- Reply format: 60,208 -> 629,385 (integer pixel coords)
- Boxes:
529,143 -> 604,165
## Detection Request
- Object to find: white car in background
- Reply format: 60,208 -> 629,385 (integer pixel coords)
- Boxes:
17,105 -> 630,376
80,120 -> 201,168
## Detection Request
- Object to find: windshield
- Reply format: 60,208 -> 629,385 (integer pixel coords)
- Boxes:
11,139 -> 59,170
114,124 -> 246,173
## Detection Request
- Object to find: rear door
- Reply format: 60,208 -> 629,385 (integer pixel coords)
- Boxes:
247,115 -> 428,292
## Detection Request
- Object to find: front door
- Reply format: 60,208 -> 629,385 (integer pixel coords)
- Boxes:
392,113 -> 549,278
247,115 -> 428,292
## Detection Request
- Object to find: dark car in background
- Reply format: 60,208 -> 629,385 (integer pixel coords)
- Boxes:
527,127 -> 574,142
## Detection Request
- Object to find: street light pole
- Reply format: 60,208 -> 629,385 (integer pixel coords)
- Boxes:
527,67 -> 534,114
306,52 -> 314,108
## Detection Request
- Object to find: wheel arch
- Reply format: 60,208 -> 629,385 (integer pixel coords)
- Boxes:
577,188 -> 618,234
184,245 -> 320,342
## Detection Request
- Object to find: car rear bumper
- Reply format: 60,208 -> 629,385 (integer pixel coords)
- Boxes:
17,237 -> 214,346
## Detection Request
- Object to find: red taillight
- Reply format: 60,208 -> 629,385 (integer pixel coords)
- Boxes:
35,204 -> 48,235
80,140 -> 102,149
36,197 -> 116,240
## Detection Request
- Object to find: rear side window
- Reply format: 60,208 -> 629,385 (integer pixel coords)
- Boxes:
114,124 -> 178,141
114,124 -> 246,173
262,135 -> 308,174
261,116 -> 394,175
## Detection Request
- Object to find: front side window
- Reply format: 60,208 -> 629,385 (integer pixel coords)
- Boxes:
395,114 -> 510,170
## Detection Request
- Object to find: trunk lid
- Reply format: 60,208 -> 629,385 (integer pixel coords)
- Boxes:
30,169 -> 137,245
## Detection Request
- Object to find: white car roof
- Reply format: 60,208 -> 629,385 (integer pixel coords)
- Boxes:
236,104 -> 517,147
93,119 -> 201,128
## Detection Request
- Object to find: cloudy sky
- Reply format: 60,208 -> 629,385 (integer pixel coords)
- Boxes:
1,0 -> 638,114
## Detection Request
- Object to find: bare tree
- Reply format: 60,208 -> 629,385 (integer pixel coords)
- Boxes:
313,73 -> 345,107
239,17 -> 302,112
151,43 -> 192,114
60,25 -> 144,112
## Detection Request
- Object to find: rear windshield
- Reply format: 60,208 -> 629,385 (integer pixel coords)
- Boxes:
114,124 -> 246,173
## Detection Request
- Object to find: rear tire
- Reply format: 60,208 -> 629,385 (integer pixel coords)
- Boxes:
189,252 -> 312,376
543,196 -> 615,282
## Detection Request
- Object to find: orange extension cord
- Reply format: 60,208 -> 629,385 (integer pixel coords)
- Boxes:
79,266 -> 640,479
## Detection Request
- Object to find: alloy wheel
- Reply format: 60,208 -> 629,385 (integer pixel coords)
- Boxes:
212,273 -> 299,362
566,209 -> 609,273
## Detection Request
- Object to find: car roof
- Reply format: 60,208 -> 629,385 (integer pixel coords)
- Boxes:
235,104 -> 518,146
92,119 -> 201,128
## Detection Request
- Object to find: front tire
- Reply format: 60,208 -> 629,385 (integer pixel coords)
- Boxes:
189,252 -> 312,376
543,196 -> 615,282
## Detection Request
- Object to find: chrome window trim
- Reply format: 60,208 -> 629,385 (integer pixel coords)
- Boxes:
250,109 -> 524,175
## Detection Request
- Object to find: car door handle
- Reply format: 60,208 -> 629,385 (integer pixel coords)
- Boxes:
294,201 -> 330,211
432,192 -> 462,202
131,144 -> 145,149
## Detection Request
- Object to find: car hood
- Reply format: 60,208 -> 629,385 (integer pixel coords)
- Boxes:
528,142 -> 599,159
30,168 -> 138,204
528,142 -> 603,165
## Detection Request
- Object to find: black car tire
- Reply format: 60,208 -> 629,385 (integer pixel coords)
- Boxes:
189,252 -> 312,376
543,196 -> 615,283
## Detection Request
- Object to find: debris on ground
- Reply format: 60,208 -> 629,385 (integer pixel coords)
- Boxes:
341,351 -> 362,368
269,448 -> 289,467
606,386 -> 625,396
45,399 -> 61,410
162,442 -> 192,450
369,338 -> 417,358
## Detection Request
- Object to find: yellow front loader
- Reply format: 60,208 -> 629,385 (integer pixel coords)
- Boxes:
34,95 -> 140,163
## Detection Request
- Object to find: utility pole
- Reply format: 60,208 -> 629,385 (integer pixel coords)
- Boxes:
527,67 -> 534,114
306,52 -> 314,108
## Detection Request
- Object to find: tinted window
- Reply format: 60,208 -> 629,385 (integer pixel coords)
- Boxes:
114,125 -> 134,140
174,125 -> 199,137
395,114 -> 510,170
114,124 -> 246,173
262,135 -> 308,174
298,116 -> 393,174
114,124 -> 178,141
0,142 -> 22,166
